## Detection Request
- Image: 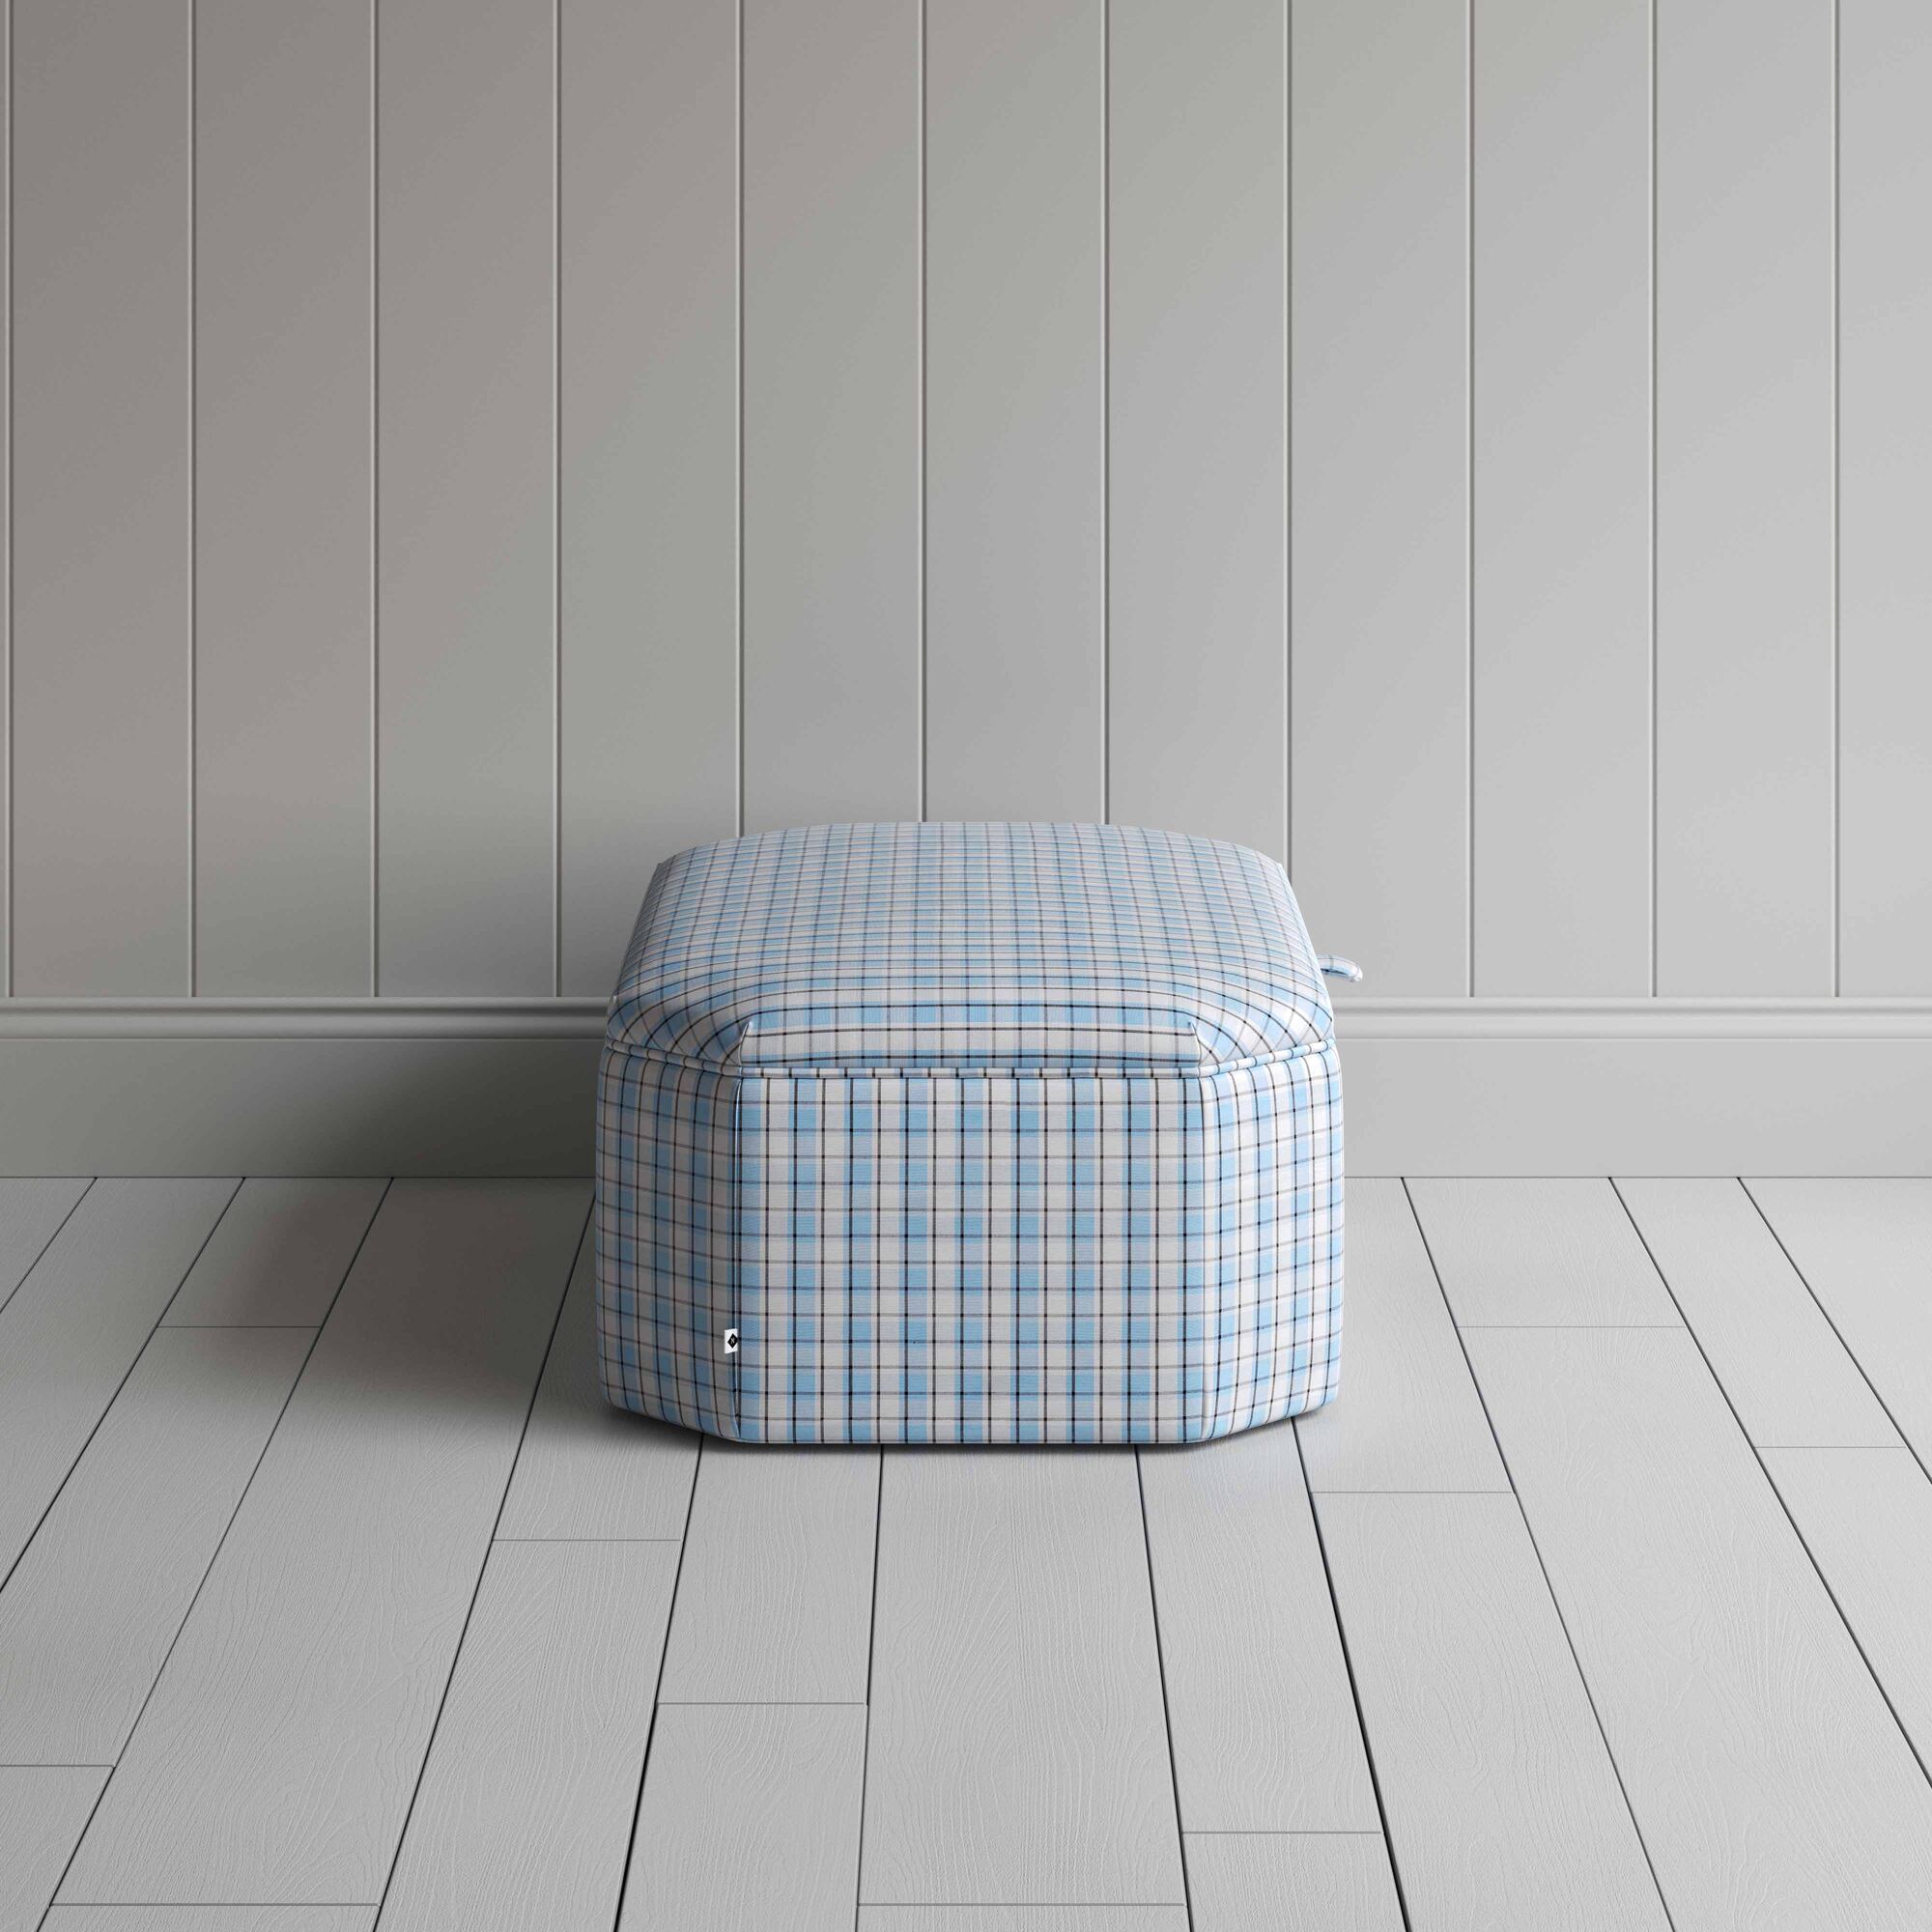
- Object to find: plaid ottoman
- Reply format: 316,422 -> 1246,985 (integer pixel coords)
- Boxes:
595,822 -> 1355,1444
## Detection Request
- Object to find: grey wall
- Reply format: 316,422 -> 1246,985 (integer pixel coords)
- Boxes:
2,0 -> 1927,1010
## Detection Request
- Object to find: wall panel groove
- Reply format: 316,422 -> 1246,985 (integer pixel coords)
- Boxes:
1649,0 -> 1659,998
1831,0 -> 1840,1001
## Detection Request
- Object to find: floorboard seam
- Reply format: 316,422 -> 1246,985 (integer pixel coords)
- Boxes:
849,1446 -> 885,1924
1755,1442 -> 1918,1453
33,1177 -> 393,1922
658,1699 -> 867,1708
492,1536 -> 685,1545
1,1178 -> 244,1600
608,1426 -> 705,1930
1292,1428 -> 1416,1932
1402,1178 -> 1682,1932
1736,1180 -> 1932,1489
1134,1448 -> 1198,1932
368,1200 -> 597,1927
1611,1179 -> 1932,1794
0,1177 -> 97,1321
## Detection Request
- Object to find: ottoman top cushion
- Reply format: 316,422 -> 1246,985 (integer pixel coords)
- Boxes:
607,821 -> 1332,1074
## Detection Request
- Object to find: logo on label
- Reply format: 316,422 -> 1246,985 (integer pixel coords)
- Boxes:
724,1327 -> 740,1354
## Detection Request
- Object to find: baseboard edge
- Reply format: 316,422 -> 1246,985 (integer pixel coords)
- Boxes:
0,998 -> 1924,1175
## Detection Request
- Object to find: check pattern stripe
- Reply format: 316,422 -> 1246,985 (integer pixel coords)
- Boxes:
597,823 -> 1344,1444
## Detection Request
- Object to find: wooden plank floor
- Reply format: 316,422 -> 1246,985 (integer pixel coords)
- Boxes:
3,1175 -> 1930,1929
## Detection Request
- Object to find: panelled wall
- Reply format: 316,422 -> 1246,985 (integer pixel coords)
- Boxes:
1,0 -> 1927,1016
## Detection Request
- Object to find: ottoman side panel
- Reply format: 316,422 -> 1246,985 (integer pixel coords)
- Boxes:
594,1045 -> 741,1437
731,1072 -> 885,1444
1197,1042 -> 1345,1438
733,1070 -> 1208,1445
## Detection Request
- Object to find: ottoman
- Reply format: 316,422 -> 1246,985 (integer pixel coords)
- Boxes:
595,821 -> 1354,1444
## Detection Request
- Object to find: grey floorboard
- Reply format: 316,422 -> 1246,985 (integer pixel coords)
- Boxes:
161,1178 -> 386,1326
1295,1178 -> 1508,1492
862,1451 -> 1185,1908
1746,1180 -> 1932,1466
0,1178 -> 239,1578
619,1703 -> 866,1932
1406,1178 -> 1681,1326
0,1176 -> 90,1315
1616,1178 -> 1897,1447
49,1913 -> 375,1931
1316,1492 -> 1668,1931
1139,1425 -> 1376,1830
379,1539 -> 677,1932
1184,1833 -> 1404,1932
56,1180 -> 589,1908
1466,1324 -> 1932,1929
1763,1446 -> 1932,1771
658,1442 -> 877,1704
495,1240 -> 698,1541
861,1912 -> 1188,1930
0,1326 -> 312,1763
0,1766 -> 106,1932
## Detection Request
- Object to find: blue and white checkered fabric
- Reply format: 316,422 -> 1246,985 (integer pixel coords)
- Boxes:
597,823 -> 1344,1443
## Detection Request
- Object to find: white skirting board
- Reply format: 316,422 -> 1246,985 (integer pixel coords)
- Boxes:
0,1001 -> 1925,1176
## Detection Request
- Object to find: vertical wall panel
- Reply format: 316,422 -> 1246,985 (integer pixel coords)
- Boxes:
1839,0 -> 1932,993
1291,0 -> 1468,988
558,0 -> 739,995
923,0 -> 1105,824
740,0 -> 919,832
195,0 -> 373,994
10,0 -> 190,993
1472,0 -> 1651,994
1655,0 -> 1833,994
377,0 -> 555,992
1,0 -> 10,991
1109,0 -> 1286,859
